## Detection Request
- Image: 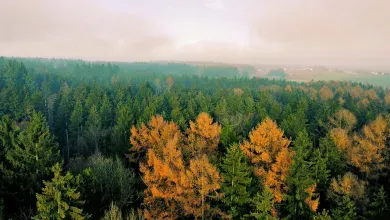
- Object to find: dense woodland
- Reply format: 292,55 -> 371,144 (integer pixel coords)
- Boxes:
0,57 -> 389,219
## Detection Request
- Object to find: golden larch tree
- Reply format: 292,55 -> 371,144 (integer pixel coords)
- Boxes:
130,115 -> 181,160
328,109 -> 357,131
319,86 -> 334,101
240,118 -> 293,203
141,134 -> 187,219
166,77 -> 174,92
185,112 -> 221,157
183,155 -> 222,219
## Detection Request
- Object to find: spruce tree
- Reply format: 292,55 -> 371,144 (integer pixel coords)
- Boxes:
1,112 -> 60,207
220,144 -> 252,218
285,131 -> 319,219
34,163 -> 85,220
248,187 -> 277,220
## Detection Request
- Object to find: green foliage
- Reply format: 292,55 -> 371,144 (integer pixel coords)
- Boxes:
102,203 -> 144,220
248,188 -> 278,220
313,209 -> 332,220
285,131 -> 318,219
34,163 -> 85,220
367,186 -> 388,218
1,112 -> 60,208
80,153 -> 136,215
220,144 -> 252,218
331,196 -> 356,220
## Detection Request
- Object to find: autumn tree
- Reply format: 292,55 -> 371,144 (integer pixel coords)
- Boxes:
184,155 -> 222,219
166,77 -> 174,92
130,115 -> 181,161
330,115 -> 389,178
140,135 -> 187,219
220,144 -> 252,218
34,163 -> 85,220
240,118 -> 294,213
319,86 -> 334,101
185,112 -> 221,158
328,109 -> 357,131
328,172 -> 367,218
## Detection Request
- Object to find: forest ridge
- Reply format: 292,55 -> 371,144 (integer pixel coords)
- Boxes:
0,57 -> 389,219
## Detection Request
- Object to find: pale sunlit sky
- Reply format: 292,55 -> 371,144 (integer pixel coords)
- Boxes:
0,0 -> 389,68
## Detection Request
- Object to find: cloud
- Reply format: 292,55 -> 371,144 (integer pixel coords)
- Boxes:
204,0 -> 225,10
0,0 -> 389,68
251,0 -> 390,67
0,0 -> 174,61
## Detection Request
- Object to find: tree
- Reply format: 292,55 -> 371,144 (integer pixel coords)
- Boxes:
330,115 -> 388,178
185,112 -> 221,158
34,163 -> 85,220
248,187 -> 277,220
367,186 -> 388,218
166,77 -> 174,92
85,153 -> 136,210
140,135 -> 187,219
220,144 -> 252,218
285,131 -> 319,219
319,86 -> 334,101
130,115 -> 181,162
184,155 -> 222,219
328,109 -> 357,131
240,118 -> 293,205
1,112 -> 60,208
112,101 -> 133,154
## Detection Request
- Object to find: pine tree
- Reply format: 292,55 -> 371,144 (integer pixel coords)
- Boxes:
331,196 -> 356,220
220,144 -> 252,218
1,112 -> 60,207
34,163 -> 86,220
248,188 -> 277,220
285,131 -> 319,219
367,186 -> 388,218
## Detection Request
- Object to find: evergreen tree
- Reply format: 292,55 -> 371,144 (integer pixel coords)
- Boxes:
285,131 -> 319,219
248,187 -> 277,220
220,144 -> 252,218
34,163 -> 86,220
331,196 -> 356,220
367,186 -> 388,218
1,112 -> 60,208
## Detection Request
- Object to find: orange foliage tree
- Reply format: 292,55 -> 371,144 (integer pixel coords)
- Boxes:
183,155 -> 222,219
330,115 -> 389,178
140,136 -> 187,219
240,118 -> 294,205
319,86 -> 334,101
131,113 -> 223,219
185,112 -> 221,157
130,115 -> 181,160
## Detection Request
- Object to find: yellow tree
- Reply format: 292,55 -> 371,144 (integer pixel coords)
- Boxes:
140,135 -> 187,219
183,155 -> 222,219
319,86 -> 334,101
385,93 -> 390,106
240,118 -> 293,204
130,115 -> 181,160
185,112 -> 221,157
330,115 -> 389,178
166,77 -> 174,92
328,109 -> 357,131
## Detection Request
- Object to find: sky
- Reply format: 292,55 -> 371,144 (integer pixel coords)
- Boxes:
0,0 -> 389,68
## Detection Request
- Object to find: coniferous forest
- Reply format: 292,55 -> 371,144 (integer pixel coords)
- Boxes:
0,57 -> 389,220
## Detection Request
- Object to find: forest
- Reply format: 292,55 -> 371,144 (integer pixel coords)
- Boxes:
0,57 -> 389,220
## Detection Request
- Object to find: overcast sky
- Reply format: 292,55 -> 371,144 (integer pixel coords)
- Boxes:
0,0 -> 389,68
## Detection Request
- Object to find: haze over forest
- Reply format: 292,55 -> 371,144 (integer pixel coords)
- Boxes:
1,0 -> 390,69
